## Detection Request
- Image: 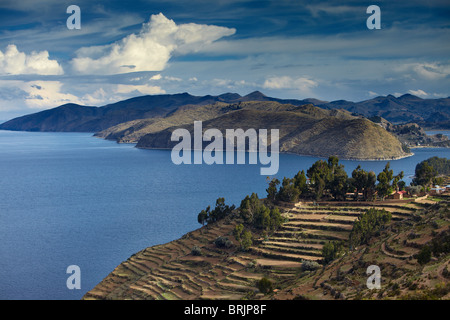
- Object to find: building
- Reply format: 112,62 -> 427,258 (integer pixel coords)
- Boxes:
390,190 -> 406,200
430,186 -> 446,195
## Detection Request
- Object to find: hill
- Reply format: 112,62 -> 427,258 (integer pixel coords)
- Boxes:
1,92 -> 449,132
134,101 -> 409,160
318,94 -> 450,129
83,196 -> 450,300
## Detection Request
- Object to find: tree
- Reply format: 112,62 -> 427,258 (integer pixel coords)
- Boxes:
266,178 -> 280,203
412,159 -> 442,188
198,198 -> 235,225
209,197 -> 235,222
350,208 -> 391,248
277,177 -> 300,203
197,207 -> 209,226
377,163 -> 394,200
307,160 -> 331,200
293,170 -> 307,195
392,171 -> 404,192
351,165 -> 368,200
329,164 -> 349,200
322,241 -> 344,264
233,224 -> 244,241
240,230 -> 253,251
240,193 -> 262,224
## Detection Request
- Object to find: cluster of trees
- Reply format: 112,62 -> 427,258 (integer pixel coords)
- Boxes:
266,156 -> 405,202
240,193 -> 284,231
412,157 -> 449,188
197,197 -> 236,226
349,208 -> 392,248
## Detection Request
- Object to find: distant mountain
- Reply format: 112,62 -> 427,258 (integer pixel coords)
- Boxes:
135,101 -> 409,160
0,91 -> 448,132
317,94 -> 450,129
0,93 -> 241,132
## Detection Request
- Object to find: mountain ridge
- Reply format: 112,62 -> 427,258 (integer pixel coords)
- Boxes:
1,91 -> 449,132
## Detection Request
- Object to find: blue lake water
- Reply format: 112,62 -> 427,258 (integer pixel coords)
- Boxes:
0,130 -> 449,300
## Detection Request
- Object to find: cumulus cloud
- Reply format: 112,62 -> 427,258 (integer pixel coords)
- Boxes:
263,76 -> 318,94
71,13 -> 236,75
0,45 -> 63,75
22,81 -> 80,108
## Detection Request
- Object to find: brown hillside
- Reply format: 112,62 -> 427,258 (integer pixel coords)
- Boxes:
134,102 -> 409,160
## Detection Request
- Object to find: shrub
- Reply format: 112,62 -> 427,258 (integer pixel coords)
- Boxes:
191,246 -> 202,256
214,236 -> 233,248
257,277 -> 273,294
416,245 -> 431,265
301,261 -> 321,271
322,241 -> 344,264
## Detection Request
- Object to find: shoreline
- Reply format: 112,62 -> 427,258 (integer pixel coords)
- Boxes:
133,144 -> 415,162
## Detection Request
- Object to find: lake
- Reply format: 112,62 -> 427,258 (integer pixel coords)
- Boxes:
0,130 -> 449,300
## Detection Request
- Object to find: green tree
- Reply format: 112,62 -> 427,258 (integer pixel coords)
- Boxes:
266,178 -> 280,203
197,207 -> 209,226
413,160 -> 441,188
293,170 -> 307,195
350,208 -> 391,248
240,193 -> 261,224
329,164 -> 349,200
322,241 -> 344,264
277,177 -> 300,203
240,230 -> 253,251
351,165 -> 368,200
377,163 -> 394,200
233,224 -> 244,241
307,160 -> 331,200
199,198 -> 235,225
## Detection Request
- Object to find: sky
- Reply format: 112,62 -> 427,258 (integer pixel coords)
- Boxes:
0,0 -> 449,120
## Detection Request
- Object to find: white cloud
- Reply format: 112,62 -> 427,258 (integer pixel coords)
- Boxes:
408,89 -> 428,97
263,76 -> 318,94
115,84 -> 165,95
22,81 -> 80,108
397,62 -> 450,80
71,13 -> 236,75
0,80 -> 80,110
164,76 -> 182,82
149,74 -> 162,81
0,44 -> 63,75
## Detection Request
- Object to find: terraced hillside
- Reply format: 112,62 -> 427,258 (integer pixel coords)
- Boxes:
272,199 -> 450,300
84,199 -> 434,300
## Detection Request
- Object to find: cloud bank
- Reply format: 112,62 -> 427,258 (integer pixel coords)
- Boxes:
0,45 -> 63,75
71,13 -> 236,75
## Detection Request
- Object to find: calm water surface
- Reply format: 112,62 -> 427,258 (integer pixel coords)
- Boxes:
0,130 -> 449,299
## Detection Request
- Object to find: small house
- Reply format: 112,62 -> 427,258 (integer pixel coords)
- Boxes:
390,191 -> 405,200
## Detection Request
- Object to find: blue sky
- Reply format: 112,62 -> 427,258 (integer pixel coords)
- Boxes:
0,0 -> 449,120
